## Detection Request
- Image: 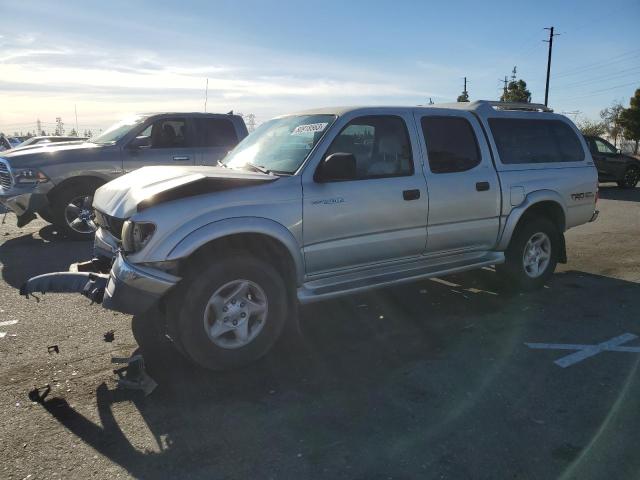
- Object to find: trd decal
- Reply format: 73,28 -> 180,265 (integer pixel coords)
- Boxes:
570,192 -> 594,201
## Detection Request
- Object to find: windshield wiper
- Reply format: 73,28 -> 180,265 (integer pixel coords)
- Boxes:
241,163 -> 273,175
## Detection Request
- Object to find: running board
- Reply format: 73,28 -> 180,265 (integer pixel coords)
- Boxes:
297,251 -> 504,303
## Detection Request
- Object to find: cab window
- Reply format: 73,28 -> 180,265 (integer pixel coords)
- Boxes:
138,118 -> 188,148
324,115 -> 413,179
421,116 -> 481,173
593,138 -> 617,155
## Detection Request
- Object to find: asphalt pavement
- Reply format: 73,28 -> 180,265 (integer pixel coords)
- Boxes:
0,184 -> 639,479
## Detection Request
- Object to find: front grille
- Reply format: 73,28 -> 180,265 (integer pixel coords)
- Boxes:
0,161 -> 12,190
95,210 -> 125,240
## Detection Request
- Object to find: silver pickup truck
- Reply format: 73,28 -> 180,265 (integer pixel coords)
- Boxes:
22,101 -> 599,371
0,112 -> 248,238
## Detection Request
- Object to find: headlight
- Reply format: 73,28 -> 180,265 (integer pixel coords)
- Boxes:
122,220 -> 156,252
13,168 -> 49,184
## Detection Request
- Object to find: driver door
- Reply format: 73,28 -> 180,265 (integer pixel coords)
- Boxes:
302,113 -> 429,275
590,137 -> 625,180
123,116 -> 196,172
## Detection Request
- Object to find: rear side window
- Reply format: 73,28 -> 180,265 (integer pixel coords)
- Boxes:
421,116 -> 481,173
194,118 -> 238,147
489,118 -> 584,164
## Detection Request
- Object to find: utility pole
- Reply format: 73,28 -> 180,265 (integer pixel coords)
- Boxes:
36,119 -> 41,136
544,26 -> 559,107
502,76 -> 508,99
511,66 -> 517,81
74,105 -> 79,135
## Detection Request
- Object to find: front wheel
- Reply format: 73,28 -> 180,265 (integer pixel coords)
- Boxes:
497,217 -> 559,291
617,166 -> 639,189
175,256 -> 289,371
51,183 -> 99,239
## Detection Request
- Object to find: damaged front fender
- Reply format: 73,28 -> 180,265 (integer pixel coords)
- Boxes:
20,272 -> 109,303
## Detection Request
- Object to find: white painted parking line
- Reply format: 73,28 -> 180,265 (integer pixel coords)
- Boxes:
525,333 -> 640,368
0,320 -> 18,327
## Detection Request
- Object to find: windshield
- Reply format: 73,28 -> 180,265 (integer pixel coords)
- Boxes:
91,115 -> 147,145
223,114 -> 336,174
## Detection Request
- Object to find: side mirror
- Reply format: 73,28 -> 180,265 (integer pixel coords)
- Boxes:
128,135 -> 151,149
315,152 -> 357,182
616,148 -> 622,155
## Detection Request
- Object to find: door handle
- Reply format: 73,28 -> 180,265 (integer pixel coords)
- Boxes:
173,156 -> 190,161
403,189 -> 421,201
476,181 -> 490,191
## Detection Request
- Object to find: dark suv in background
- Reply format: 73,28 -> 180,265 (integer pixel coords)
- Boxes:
584,135 -> 640,188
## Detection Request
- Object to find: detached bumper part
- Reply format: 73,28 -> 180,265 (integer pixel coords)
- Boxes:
20,272 -> 109,303
21,254 -> 179,315
102,254 -> 179,315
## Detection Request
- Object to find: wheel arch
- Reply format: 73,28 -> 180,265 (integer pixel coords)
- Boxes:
47,175 -> 107,202
497,190 -> 567,252
166,217 -> 304,287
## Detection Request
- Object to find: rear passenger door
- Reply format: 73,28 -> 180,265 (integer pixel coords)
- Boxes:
123,116 -> 196,171
192,117 -> 240,166
416,110 -> 501,254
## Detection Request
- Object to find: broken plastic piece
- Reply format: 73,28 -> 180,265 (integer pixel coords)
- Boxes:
103,330 -> 115,343
20,272 -> 109,303
111,354 -> 157,396
47,345 -> 59,354
28,385 -> 51,404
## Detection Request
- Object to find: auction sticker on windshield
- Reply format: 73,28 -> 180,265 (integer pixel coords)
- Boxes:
292,123 -> 328,135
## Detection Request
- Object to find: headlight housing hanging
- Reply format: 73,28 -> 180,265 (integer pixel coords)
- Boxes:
122,220 -> 156,252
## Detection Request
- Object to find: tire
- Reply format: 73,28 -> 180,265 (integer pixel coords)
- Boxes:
617,166 -> 639,189
37,205 -> 54,223
175,255 -> 289,371
50,182 -> 100,239
497,216 -> 559,291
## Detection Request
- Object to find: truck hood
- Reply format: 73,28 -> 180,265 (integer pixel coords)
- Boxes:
93,166 -> 277,219
1,142 -> 105,166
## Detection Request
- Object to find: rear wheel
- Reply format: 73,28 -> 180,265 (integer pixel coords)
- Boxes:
51,183 -> 100,239
175,255 -> 288,371
617,166 -> 639,189
497,217 -> 559,291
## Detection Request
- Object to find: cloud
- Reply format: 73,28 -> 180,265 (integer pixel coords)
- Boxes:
0,37 -> 449,130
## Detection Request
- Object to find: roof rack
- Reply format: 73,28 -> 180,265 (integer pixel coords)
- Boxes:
480,101 -> 553,113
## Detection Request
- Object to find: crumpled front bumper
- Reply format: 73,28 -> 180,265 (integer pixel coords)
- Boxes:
21,253 -> 180,316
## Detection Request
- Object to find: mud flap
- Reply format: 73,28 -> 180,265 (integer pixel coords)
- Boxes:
558,233 -> 567,264
20,272 -> 109,304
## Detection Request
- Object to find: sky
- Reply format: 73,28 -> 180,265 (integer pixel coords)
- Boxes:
1,0 -> 639,135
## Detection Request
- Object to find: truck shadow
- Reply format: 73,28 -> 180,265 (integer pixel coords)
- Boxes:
598,184 -> 640,202
32,269 -> 640,479
0,228 -> 93,288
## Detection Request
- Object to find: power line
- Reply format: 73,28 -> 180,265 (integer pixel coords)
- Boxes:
554,48 -> 640,79
561,80 -> 639,102
554,65 -> 640,90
